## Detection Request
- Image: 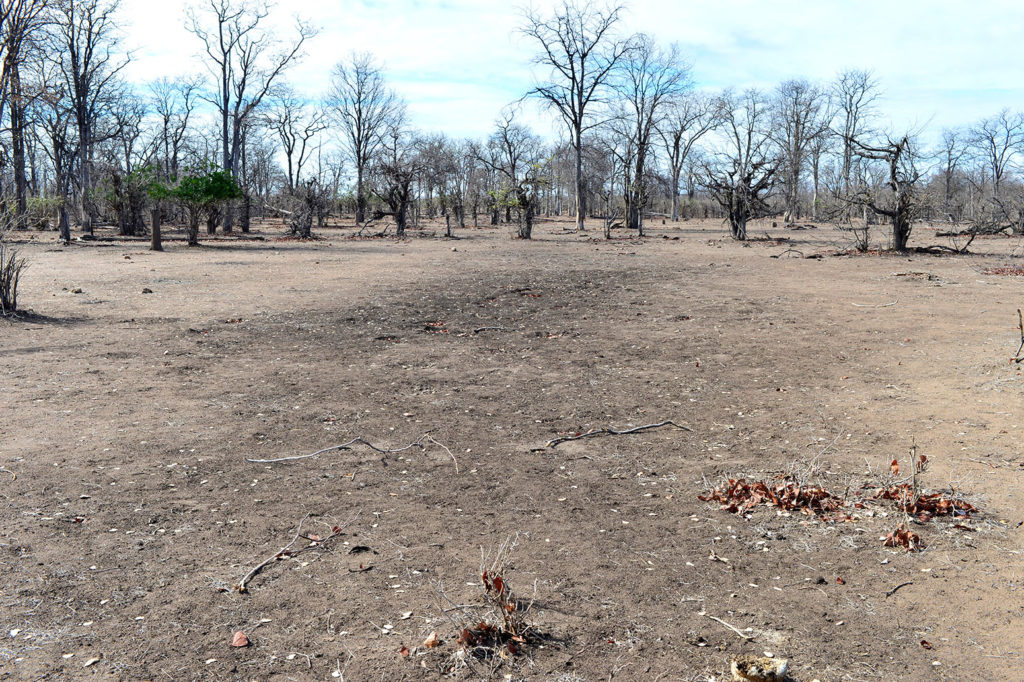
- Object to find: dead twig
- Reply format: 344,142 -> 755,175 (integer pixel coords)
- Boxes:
236,512 -> 357,593
245,436 -> 425,464
473,326 -> 507,333
426,435 -> 459,474
700,610 -> 753,641
885,581 -> 914,598
851,299 -> 898,308
0,465 -> 15,481
544,420 -> 691,448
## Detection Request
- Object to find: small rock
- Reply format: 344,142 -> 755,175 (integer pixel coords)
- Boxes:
230,631 -> 249,647
141,288 -> 153,294
71,288 -> 83,294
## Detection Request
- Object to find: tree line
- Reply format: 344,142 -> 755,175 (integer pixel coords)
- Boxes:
1,0 -> 1023,251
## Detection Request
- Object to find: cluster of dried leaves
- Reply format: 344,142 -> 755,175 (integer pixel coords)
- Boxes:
697,476 -> 848,520
700,456 -> 980,552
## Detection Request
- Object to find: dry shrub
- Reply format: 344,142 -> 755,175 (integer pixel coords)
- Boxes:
0,238 -> 27,316
698,475 -> 848,520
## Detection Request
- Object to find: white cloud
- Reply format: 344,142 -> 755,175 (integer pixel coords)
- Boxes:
117,0 -> 1024,143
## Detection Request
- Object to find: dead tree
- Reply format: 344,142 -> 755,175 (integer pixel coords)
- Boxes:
970,109 -> 1024,198
846,134 -> 922,251
478,110 -> 545,239
658,92 -> 718,222
51,0 -> 130,234
613,35 -> 689,236
521,0 -> 630,232
832,69 -> 878,217
772,78 -> 831,224
328,52 -> 400,224
187,0 -> 314,232
264,87 -> 326,193
697,90 -> 779,240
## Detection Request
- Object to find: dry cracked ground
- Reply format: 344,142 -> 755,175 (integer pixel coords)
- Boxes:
2,217 -> 1024,681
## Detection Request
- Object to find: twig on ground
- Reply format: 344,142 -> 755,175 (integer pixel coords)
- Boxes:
544,420 -> 691,448
851,299 -> 898,308
0,465 -> 15,481
886,581 -> 914,598
236,512 -> 357,593
245,436 -> 425,464
473,326 -> 507,333
700,610 -> 753,641
426,435 -> 459,474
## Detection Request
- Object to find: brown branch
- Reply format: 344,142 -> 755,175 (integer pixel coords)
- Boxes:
544,420 -> 691,448
236,512 -> 358,593
246,436 -> 425,464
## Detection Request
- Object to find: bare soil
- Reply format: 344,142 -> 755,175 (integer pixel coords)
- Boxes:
2,217 -> 1024,681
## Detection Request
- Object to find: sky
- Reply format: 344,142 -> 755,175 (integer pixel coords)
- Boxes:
117,0 -> 1024,144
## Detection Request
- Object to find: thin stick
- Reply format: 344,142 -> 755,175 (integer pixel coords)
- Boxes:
545,420 -> 691,448
237,513 -> 310,593
236,513 -> 357,592
885,581 -> 914,598
851,299 -> 898,308
700,611 -> 753,641
473,326 -> 507,333
246,436 -> 425,464
426,435 -> 459,474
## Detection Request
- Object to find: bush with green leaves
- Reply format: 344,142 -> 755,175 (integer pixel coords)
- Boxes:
153,165 -> 243,246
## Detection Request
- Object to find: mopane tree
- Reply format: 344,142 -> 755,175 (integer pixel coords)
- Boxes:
658,91 -> 718,221
697,90 -> 779,240
613,35 -> 689,235
328,52 -> 400,224
772,78 -> 831,224
187,0 -> 313,231
522,0 -> 630,232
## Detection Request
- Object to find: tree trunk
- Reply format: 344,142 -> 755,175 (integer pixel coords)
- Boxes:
574,125 -> 585,232
9,63 -> 27,229
356,166 -> 365,223
187,212 -> 200,246
150,208 -> 163,251
240,195 -> 251,233
58,205 -> 71,245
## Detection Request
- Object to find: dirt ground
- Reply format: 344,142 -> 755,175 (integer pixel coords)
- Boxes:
2,216 -> 1024,681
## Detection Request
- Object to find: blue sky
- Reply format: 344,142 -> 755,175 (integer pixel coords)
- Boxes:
119,0 -> 1024,143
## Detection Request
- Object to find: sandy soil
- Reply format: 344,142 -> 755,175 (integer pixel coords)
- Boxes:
2,217 -> 1024,681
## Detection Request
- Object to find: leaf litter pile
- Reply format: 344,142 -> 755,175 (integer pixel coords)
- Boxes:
699,457 -> 980,552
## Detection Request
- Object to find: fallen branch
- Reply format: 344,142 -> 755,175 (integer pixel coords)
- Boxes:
426,435 -> 459,474
885,581 -> 914,598
473,326 -> 508,333
236,512 -> 357,593
700,610 -> 753,641
852,299 -> 898,308
246,436 -> 425,464
544,420 -> 691,448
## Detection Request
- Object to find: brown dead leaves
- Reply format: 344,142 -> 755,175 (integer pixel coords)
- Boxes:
872,484 -> 978,523
697,476 -> 847,520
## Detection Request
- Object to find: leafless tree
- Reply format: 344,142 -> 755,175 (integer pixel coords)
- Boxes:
521,0 -> 630,232
327,52 -> 400,224
369,109 -> 417,237
970,109 -> 1024,197
1,0 -> 50,226
612,35 -> 689,235
832,69 -> 878,209
187,0 -> 313,231
150,76 -> 199,181
846,133 -> 924,251
478,110 -> 545,239
263,87 -> 326,192
657,91 -> 718,221
772,78 -> 831,224
50,0 -> 129,233
936,127 -> 968,218
696,89 -> 779,240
